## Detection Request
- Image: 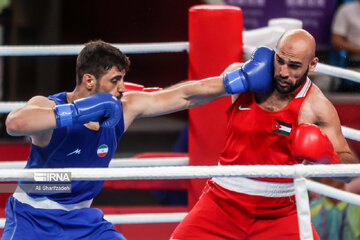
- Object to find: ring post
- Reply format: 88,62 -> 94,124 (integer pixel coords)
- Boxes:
294,177 -> 314,240
188,5 -> 243,208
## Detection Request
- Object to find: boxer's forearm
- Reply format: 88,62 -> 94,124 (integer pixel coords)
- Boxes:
6,105 -> 57,136
125,76 -> 228,119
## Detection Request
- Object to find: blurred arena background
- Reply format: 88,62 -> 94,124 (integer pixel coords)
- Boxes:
0,0 -> 358,156
0,1 -> 359,239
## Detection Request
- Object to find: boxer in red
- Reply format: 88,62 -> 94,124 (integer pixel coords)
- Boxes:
170,29 -> 357,239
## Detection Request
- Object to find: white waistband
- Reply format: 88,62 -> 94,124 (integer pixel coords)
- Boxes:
13,187 -> 92,211
212,177 -> 295,197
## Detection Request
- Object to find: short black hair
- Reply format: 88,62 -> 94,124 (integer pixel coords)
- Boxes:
76,40 -> 131,85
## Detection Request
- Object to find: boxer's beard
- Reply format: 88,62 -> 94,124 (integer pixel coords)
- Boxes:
117,92 -> 123,100
275,67 -> 309,94
94,78 -> 123,99
95,80 -> 101,93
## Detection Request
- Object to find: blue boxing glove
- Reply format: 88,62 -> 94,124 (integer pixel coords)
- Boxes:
223,46 -> 274,94
53,93 -> 122,128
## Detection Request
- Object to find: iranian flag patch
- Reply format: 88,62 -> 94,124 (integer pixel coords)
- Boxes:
272,120 -> 292,136
97,144 -> 109,157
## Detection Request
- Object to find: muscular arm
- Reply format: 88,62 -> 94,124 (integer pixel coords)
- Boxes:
298,85 -> 357,164
121,76 -> 228,130
332,33 -> 360,54
122,47 -> 273,130
6,96 -> 56,146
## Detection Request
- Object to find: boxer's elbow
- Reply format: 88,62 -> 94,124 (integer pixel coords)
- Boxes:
6,113 -> 26,136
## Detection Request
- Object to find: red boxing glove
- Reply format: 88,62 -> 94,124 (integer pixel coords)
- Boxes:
124,82 -> 162,92
124,82 -> 145,91
143,87 -> 163,92
292,123 -> 339,164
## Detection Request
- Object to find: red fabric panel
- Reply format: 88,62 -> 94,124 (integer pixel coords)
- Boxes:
334,102 -> 360,158
132,152 -> 187,158
102,179 -> 188,190
188,5 -> 243,207
0,143 -> 30,161
103,152 -> 189,190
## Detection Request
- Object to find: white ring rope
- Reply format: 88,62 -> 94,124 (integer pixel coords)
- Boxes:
341,126 -> 360,142
294,177 -> 313,240
1,176 -> 360,229
1,158 -> 360,205
0,157 -> 189,169
0,160 -> 358,229
0,41 -> 359,83
0,171 -> 359,228
305,179 -> 360,206
104,212 -> 187,224
0,42 -> 189,56
316,63 -> 360,84
2,178 -> 359,229
0,102 -> 25,113
243,46 -> 360,83
0,212 -> 188,228
0,164 -> 359,182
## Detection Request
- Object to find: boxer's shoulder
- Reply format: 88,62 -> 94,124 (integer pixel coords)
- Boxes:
299,84 -> 335,124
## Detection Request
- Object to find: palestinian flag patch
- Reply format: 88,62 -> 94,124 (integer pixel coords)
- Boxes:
272,120 -> 292,136
97,144 -> 109,157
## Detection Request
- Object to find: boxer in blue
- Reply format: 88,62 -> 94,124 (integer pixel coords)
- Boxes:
2,40 -> 274,239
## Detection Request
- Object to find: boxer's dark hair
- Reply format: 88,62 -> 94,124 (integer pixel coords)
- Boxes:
76,40 -> 130,85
